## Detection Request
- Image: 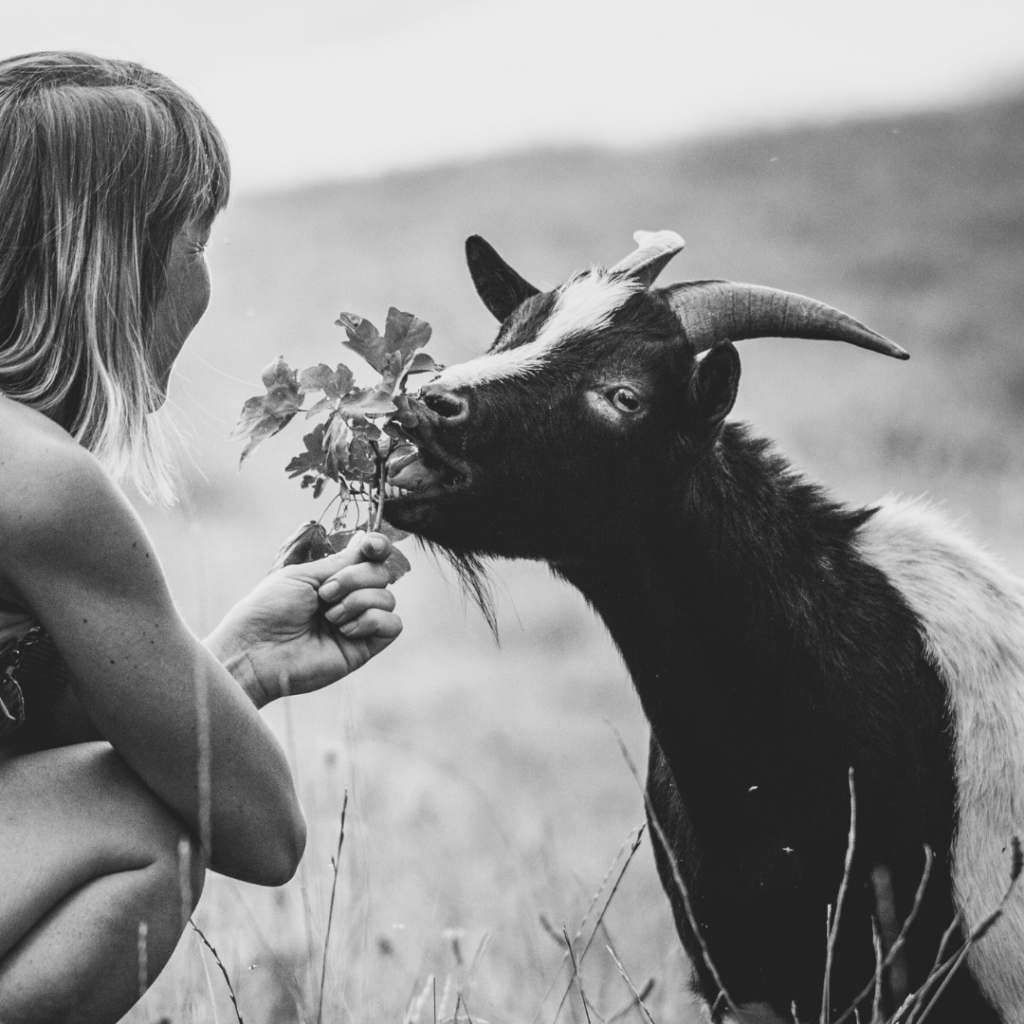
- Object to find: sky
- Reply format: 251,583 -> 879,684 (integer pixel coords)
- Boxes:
4,0 -> 1024,192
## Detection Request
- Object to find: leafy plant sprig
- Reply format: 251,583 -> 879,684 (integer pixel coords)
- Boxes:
232,307 -> 441,578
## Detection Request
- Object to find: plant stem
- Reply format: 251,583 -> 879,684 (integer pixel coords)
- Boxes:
190,919 -> 245,1024
371,450 -> 387,532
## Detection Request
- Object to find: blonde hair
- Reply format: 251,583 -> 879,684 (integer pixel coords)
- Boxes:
0,51 -> 230,502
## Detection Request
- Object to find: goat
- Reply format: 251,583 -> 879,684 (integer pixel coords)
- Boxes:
384,230 -> 1024,1023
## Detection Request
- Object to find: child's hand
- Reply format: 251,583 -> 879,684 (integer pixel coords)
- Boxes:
207,532 -> 403,706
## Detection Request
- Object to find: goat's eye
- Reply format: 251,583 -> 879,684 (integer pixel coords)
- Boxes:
609,387 -> 641,414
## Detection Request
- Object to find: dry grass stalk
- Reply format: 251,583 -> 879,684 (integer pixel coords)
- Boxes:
575,826 -> 647,950
539,914 -> 568,949
544,824 -> 647,1022
279,674 -> 318,1001
607,978 -> 656,1024
178,837 -> 193,935
900,837 -> 1022,1024
576,828 -> 646,964
870,919 -> 884,1024
605,945 -> 659,1024
402,975 -> 437,1024
317,790 -> 349,1024
830,846 -> 933,1024
463,931 -> 493,994
822,834 -> 1021,1024
439,976 -> 458,1021
462,985 -> 481,1024
610,725 -> 740,1019
563,926 -> 595,1024
822,769 -> 858,1023
198,940 -> 225,1024
453,985 -> 481,1024
137,920 -> 149,1000
190,918 -> 245,1024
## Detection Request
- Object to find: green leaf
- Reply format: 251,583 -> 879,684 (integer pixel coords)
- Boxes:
298,363 -> 355,399
261,356 -> 299,392
344,434 -> 377,481
269,306 -> 436,584
351,420 -> 382,444
382,546 -> 412,584
335,313 -> 387,373
233,357 -> 302,465
284,423 -> 328,478
406,351 -> 442,376
271,521 -> 335,570
383,307 -> 432,363
304,395 -> 337,419
325,414 -> 354,475
338,387 -> 397,418
336,309 -> 433,396
328,529 -> 357,552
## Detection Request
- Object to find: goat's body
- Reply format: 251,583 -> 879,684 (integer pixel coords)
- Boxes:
388,233 -> 1024,1020
859,499 -> 1024,1017
554,426 -> 1018,1021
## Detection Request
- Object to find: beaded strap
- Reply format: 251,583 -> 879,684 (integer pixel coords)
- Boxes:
0,626 -> 41,738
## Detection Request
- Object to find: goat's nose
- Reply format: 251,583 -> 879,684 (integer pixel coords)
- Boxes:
419,384 -> 470,423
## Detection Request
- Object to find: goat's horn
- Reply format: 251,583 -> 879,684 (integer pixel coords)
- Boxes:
665,280 -> 908,359
609,230 -> 685,286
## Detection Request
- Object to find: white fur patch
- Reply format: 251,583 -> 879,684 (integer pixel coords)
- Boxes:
856,495 -> 1024,1018
433,271 -> 640,390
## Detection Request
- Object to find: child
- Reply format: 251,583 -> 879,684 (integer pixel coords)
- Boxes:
0,51 -> 403,1023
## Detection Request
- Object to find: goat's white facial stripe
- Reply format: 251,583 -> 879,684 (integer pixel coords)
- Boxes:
856,496 -> 1024,1018
434,272 -> 640,390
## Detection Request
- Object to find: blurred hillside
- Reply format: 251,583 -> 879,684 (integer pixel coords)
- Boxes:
168,90 -> 1024,570
136,93 -> 1024,1021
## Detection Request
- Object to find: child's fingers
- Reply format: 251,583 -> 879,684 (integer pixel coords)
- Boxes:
324,587 -> 397,626
336,609 -> 403,642
317,561 -> 393,603
276,531 -> 394,585
356,533 -> 392,563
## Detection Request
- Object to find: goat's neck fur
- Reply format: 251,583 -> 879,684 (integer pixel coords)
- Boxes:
553,422 -> 941,828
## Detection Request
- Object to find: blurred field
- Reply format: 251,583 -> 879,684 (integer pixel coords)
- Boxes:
126,93 -> 1024,1022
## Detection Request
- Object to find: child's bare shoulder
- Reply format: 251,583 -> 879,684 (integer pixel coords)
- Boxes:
0,397 -> 120,545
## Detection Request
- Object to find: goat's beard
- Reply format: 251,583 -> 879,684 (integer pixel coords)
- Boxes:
417,538 -> 499,639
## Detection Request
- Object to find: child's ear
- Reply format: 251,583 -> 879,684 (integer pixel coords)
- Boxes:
686,343 -> 740,428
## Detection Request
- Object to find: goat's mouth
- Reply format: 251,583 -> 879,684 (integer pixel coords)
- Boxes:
383,443 -> 471,506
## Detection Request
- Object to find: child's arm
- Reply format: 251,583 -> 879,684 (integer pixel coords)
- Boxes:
4,532 -> 401,751
0,432 -> 338,886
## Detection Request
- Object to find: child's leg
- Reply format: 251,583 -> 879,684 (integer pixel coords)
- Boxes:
0,742 -> 207,1024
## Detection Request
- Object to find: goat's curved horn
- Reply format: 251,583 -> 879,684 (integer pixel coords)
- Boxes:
609,229 -> 685,286
664,280 -> 908,359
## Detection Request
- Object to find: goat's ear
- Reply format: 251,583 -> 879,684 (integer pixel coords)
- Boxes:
686,343 -> 740,428
466,235 -> 541,322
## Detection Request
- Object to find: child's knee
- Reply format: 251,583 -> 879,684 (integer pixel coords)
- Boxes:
72,744 -> 205,887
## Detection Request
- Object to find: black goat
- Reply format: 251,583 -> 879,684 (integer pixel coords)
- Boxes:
385,231 -> 1024,1023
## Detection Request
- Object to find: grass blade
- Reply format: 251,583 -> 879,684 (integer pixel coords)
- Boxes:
317,791 -> 349,1024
